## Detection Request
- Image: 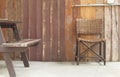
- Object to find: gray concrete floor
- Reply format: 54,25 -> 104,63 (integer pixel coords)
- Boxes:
0,61 -> 120,77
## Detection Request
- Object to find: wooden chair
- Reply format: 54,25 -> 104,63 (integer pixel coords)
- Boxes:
75,19 -> 106,65
0,20 -> 40,77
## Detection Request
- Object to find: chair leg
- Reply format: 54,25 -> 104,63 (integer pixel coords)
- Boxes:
99,42 -> 102,62
77,41 -> 80,65
21,52 -> 29,67
3,53 -> 16,77
103,42 -> 106,65
75,40 -> 78,61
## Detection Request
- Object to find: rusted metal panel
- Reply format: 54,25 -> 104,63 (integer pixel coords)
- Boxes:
59,0 -> 66,61
51,0 -> 58,61
36,0 -> 43,61
1,0 -> 66,61
43,0 -> 51,61
28,0 -> 37,60
22,0 -> 29,38
21,0 -> 66,61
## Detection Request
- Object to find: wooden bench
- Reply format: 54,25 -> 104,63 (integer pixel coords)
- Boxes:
0,20 -> 40,77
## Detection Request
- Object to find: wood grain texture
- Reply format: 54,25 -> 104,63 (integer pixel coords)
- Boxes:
105,5 -> 112,61
3,39 -> 40,47
118,0 -> 120,61
96,0 -> 104,19
111,0 -> 119,61
80,0 -> 96,19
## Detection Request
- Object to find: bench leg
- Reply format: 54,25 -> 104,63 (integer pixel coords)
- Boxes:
21,52 -> 29,67
3,53 -> 16,77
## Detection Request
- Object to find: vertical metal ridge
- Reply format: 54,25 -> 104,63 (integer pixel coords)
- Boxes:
42,0 -> 46,61
36,0 -> 43,61
50,0 -> 53,60
57,0 -> 61,60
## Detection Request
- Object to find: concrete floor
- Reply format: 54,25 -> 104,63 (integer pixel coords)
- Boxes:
0,61 -> 120,77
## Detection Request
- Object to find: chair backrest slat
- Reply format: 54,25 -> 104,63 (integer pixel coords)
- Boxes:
76,19 -> 103,35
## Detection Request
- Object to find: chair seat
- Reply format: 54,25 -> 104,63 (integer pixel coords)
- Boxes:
2,39 -> 40,47
78,38 -> 105,43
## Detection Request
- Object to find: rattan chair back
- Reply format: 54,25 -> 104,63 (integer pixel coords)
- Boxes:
76,19 -> 103,35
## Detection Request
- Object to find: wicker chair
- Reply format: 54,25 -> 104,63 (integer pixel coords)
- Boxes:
75,19 -> 106,65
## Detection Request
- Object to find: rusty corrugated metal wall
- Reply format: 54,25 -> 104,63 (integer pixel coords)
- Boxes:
1,0 -> 120,61
0,0 -> 66,61
22,0 -> 65,61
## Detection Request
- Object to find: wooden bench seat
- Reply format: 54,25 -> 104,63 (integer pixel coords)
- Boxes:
0,20 -> 40,77
2,39 -> 40,47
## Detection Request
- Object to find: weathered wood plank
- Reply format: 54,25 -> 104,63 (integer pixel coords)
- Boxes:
118,0 -> 120,61
96,0 -> 104,19
111,0 -> 119,61
80,0 -> 96,19
105,5 -> 112,61
3,39 -> 40,47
